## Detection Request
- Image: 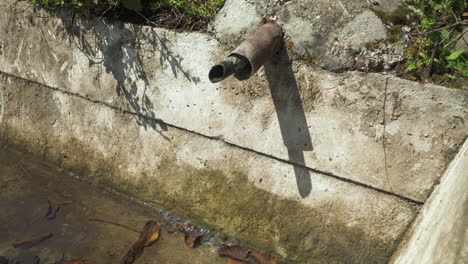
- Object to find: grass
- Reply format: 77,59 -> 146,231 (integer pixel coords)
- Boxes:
28,0 -> 226,30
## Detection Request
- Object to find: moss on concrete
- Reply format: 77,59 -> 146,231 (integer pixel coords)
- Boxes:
1,129 -> 401,263
371,5 -> 416,44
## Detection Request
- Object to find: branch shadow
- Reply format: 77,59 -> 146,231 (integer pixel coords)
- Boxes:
264,46 -> 313,198
57,11 -> 200,140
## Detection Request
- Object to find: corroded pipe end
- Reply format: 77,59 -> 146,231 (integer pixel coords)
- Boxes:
209,22 -> 283,83
209,55 -> 249,83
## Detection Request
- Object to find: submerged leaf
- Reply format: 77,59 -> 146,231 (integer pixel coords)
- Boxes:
218,246 -> 250,260
144,228 -> 160,247
184,231 -> 203,248
121,220 -> 161,264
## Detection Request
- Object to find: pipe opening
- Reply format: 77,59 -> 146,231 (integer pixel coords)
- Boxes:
209,55 -> 248,83
209,64 -> 226,83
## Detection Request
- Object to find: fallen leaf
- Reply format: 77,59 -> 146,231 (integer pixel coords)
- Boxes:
120,220 -> 161,264
46,199 -> 73,220
219,246 -> 250,259
184,230 -> 203,248
218,246 -> 258,263
174,221 -> 204,248
144,227 -> 160,247
250,251 -> 281,264
12,233 -> 53,248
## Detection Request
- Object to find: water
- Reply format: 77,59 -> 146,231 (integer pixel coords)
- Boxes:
0,142 -> 225,264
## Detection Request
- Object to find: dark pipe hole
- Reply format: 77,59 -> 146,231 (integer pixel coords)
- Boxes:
209,65 -> 225,83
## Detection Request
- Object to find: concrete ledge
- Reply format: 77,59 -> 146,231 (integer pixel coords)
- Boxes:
391,138 -> 468,264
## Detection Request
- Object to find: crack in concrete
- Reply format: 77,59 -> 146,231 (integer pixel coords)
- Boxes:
0,71 -> 424,206
382,76 -> 394,193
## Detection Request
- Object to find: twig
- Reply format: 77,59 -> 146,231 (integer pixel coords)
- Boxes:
98,4 -> 115,20
427,41 -> 440,77
88,218 -> 139,233
372,20 -> 467,49
420,20 -> 467,35
20,163 -> 33,178
444,28 -> 468,49
12,233 -> 53,248
135,10 -> 158,27
120,220 -> 161,264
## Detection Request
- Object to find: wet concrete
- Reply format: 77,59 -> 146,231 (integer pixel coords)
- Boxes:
0,141 -> 225,264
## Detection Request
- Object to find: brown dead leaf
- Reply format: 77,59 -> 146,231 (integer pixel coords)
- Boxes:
219,246 -> 250,259
250,251 -> 281,264
184,231 -> 203,248
175,221 -> 204,248
12,233 -> 53,248
120,220 -> 161,264
144,226 -> 160,247
218,246 -> 258,263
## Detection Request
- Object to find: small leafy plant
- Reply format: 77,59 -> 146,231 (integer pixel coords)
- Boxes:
404,0 -> 467,83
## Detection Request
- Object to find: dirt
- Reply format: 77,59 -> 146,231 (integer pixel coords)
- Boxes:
0,141 -> 225,264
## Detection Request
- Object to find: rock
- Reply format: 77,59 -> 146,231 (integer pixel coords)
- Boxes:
210,0 -> 262,47
454,31 -> 468,52
337,10 -> 387,49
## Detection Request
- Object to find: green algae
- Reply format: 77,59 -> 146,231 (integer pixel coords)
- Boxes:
2,131 -> 400,263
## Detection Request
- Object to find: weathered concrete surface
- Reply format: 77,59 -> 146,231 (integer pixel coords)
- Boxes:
0,72 -> 417,263
0,3 -> 467,202
391,139 -> 468,264
212,0 -> 409,71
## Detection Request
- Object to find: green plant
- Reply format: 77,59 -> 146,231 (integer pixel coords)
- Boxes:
28,0 -> 226,29
150,0 -> 225,25
405,0 -> 467,81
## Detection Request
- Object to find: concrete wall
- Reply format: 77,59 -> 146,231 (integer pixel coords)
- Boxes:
0,1 -> 467,263
391,139 -> 468,264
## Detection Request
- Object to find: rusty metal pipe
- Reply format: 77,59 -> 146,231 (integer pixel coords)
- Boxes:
209,21 -> 284,83
209,55 -> 248,83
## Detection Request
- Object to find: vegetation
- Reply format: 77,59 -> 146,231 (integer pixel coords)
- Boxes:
29,0 -> 226,30
403,0 -> 467,84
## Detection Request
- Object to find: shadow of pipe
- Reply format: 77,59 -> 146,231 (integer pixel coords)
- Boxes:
264,46 -> 313,198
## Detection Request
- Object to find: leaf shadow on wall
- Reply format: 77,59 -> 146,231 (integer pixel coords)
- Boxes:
59,11 -> 200,141
264,46 -> 313,198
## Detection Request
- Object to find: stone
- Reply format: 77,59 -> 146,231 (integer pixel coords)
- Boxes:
210,0 -> 262,47
337,10 -> 387,49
